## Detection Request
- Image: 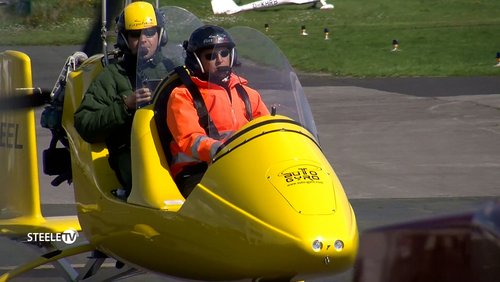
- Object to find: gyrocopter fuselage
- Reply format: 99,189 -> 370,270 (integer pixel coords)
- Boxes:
0,5 -> 357,281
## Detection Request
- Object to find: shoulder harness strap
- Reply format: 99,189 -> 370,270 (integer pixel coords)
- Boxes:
234,83 -> 253,121
174,66 -> 220,139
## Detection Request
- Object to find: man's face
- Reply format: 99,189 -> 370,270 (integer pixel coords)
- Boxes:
127,27 -> 159,59
199,46 -> 232,76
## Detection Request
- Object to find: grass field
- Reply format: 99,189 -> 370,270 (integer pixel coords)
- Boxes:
1,0 -> 500,77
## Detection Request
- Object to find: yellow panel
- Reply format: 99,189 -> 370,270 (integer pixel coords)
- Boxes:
0,50 -> 41,220
0,51 -> 82,237
128,107 -> 185,209
0,215 -> 81,236
267,160 -> 336,215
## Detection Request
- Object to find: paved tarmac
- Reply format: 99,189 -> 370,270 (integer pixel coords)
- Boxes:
1,46 -> 500,281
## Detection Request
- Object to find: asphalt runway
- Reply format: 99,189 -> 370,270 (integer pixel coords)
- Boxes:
1,46 -> 500,281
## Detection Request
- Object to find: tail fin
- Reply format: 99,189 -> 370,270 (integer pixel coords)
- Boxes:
211,0 -> 242,15
0,50 -> 42,220
319,0 -> 334,9
0,50 -> 80,237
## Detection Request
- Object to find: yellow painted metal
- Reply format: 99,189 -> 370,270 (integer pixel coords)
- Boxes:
128,105 -> 184,209
67,95 -> 357,279
0,50 -> 40,220
55,55 -> 358,280
185,116 -> 359,278
0,215 -> 81,238
0,50 -> 81,236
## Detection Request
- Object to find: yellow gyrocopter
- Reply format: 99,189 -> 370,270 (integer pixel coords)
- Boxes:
0,1 -> 358,281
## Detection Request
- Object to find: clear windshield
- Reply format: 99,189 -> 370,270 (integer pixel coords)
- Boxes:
135,6 -> 203,108
135,9 -> 318,139
207,26 -> 319,139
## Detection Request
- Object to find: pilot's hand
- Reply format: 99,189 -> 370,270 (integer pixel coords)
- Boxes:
135,87 -> 152,105
123,87 -> 152,109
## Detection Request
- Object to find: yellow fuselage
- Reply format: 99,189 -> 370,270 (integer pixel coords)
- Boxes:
63,56 -> 358,281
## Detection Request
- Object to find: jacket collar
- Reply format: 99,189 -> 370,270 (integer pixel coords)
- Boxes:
191,73 -> 248,89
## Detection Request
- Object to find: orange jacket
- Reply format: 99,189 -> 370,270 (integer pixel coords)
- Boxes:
166,73 -> 269,178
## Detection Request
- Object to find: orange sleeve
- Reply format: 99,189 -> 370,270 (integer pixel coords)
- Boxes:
166,87 -> 221,162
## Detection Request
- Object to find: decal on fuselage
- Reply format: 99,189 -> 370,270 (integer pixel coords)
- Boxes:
279,165 -> 324,186
0,122 -> 23,149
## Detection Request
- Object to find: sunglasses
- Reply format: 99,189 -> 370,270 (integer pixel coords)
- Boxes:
127,27 -> 157,38
203,49 -> 231,61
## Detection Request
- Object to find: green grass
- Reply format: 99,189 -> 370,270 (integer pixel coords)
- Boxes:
1,0 -> 500,77
0,0 -> 97,45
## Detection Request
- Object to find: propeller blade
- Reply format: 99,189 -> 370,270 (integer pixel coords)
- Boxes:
0,88 -> 52,111
82,0 -> 123,56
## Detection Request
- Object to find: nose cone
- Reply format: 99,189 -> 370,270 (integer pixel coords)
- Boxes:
267,161 -> 336,215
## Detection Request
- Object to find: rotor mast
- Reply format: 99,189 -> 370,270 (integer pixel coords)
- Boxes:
101,0 -> 109,65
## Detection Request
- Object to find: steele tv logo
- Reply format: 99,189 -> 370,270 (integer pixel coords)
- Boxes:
27,229 -> 79,245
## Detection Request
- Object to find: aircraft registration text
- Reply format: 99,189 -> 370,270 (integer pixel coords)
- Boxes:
252,0 -> 279,8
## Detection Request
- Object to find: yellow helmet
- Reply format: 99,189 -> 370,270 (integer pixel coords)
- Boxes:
115,1 -> 168,52
122,1 -> 157,31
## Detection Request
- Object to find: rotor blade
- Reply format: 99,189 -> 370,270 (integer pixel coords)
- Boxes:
0,89 -> 52,111
81,0 -> 123,56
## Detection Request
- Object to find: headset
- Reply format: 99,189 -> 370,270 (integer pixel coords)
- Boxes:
115,2 -> 168,53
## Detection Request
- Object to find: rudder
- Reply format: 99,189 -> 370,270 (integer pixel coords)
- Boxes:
0,50 -> 42,220
0,50 -> 81,236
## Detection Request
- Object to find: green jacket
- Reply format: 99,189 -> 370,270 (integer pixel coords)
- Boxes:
74,53 -> 173,153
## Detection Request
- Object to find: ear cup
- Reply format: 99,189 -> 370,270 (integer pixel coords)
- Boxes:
114,13 -> 127,51
115,31 -> 128,51
158,27 -> 168,47
156,10 -> 168,47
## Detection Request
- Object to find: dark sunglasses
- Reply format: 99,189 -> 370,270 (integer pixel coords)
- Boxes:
127,27 -> 157,38
203,49 -> 231,61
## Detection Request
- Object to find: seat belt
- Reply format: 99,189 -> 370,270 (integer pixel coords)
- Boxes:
174,66 -> 221,139
173,66 -> 254,136
234,84 -> 253,121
